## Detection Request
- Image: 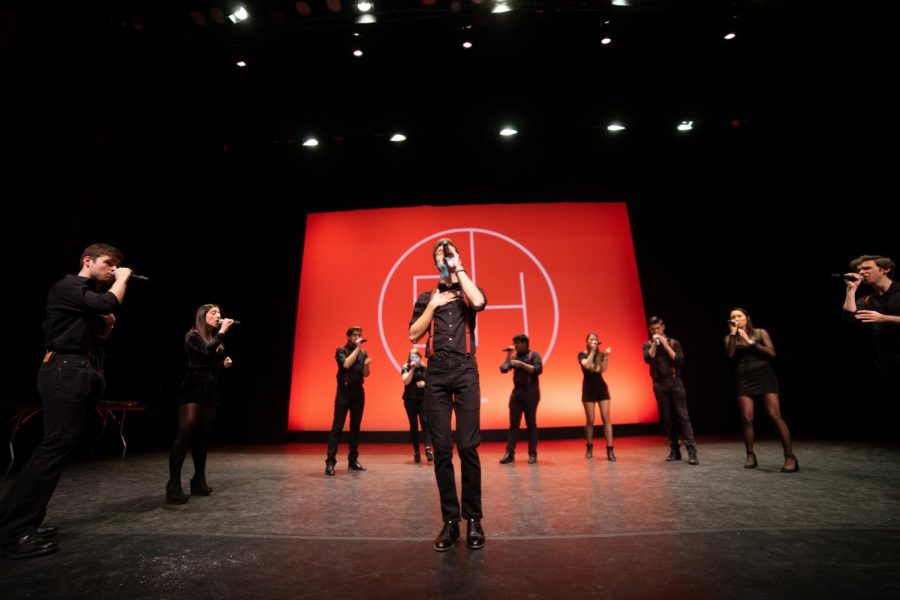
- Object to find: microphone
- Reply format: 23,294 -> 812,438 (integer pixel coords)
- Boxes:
438,240 -> 451,281
359,338 -> 367,343
655,338 -> 661,346
217,318 -> 242,326
830,273 -> 858,282
130,274 -> 149,281
500,346 -> 515,352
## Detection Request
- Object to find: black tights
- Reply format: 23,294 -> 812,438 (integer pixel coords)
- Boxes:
168,403 -> 217,482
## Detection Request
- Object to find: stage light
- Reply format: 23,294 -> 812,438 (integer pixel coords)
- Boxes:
356,14 -> 376,24
462,41 -> 473,49
390,133 -> 407,142
302,137 -> 319,147
235,60 -> 247,68
601,36 -> 612,45
500,127 -> 518,136
607,123 -> 626,132
356,1 -> 373,11
492,2 -> 512,14
353,49 -> 363,57
228,6 -> 249,24
724,32 -> 736,40
677,120 -> 693,132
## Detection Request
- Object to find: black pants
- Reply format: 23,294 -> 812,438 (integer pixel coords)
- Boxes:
0,354 -> 104,544
425,356 -> 482,522
505,387 -> 539,455
403,396 -> 430,452
653,378 -> 695,448
326,386 -> 365,465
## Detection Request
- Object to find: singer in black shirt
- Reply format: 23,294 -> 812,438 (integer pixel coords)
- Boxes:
642,317 -> 698,465
0,243 -> 132,559
325,326 -> 371,475
499,334 -> 543,464
842,255 -> 900,398
166,304 -> 236,504
409,238 -> 487,552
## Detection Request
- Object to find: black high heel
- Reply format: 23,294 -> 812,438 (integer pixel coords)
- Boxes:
781,454 -> 799,473
190,476 -> 212,496
744,452 -> 758,469
166,480 -> 189,504
585,443 -> 593,459
606,446 -> 616,462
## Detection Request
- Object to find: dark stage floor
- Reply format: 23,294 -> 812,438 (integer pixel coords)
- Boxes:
1,437 -> 899,598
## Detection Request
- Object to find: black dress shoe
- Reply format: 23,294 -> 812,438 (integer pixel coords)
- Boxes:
434,520 -> 460,552
666,446 -> 682,461
528,453 -> 537,464
35,526 -> 58,538
425,447 -> 434,462
190,476 -> 212,496
499,452 -> 515,464
348,460 -> 367,471
466,518 -> 485,550
414,452 -> 421,463
325,464 -> 335,476
3,533 -> 59,559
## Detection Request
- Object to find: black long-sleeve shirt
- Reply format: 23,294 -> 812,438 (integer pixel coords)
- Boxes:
44,274 -> 120,356
642,337 -> 685,382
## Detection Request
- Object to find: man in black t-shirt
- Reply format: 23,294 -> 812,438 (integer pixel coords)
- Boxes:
325,326 -> 371,476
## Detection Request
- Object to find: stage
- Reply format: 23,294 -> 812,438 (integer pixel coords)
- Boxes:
2,436 -> 899,598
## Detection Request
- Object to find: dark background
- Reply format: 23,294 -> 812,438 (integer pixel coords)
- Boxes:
1,0 -> 896,458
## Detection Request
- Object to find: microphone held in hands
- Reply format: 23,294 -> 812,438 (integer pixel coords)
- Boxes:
129,273 -> 150,281
501,346 -> 515,352
830,273 -> 859,282
217,318 -> 242,326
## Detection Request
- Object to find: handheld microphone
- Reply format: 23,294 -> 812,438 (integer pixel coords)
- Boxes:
359,338 -> 367,343
217,318 -> 242,326
130,274 -> 149,281
830,273 -> 858,282
655,338 -> 661,346
438,241 -> 451,280
500,346 -> 515,352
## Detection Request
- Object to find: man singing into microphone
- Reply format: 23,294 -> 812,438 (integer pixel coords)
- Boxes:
842,255 -> 900,400
499,334 -> 543,465
325,326 -> 371,476
643,316 -> 699,465
409,238 -> 487,551
0,243 -> 132,558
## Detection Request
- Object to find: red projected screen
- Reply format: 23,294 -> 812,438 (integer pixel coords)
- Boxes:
288,203 -> 656,431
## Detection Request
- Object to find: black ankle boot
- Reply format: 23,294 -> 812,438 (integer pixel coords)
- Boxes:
190,476 -> 212,496
666,445 -> 682,462
166,480 -> 189,504
425,447 -> 434,462
606,446 -> 616,462
414,451 -> 421,463
586,443 -> 593,459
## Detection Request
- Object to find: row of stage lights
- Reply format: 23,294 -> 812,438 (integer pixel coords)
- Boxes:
295,120 -> 701,146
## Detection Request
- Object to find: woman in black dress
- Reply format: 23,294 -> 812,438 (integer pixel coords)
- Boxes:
725,308 -> 797,472
579,332 -> 615,461
401,348 -> 432,463
166,304 -> 236,503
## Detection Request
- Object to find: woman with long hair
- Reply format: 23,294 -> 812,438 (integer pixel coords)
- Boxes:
579,332 -> 615,461
166,304 -> 235,503
725,308 -> 797,472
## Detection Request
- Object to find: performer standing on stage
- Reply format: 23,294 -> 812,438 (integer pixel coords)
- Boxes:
401,348 -> 432,463
166,304 -> 235,504
643,317 -> 699,465
409,238 -> 487,551
325,326 -> 371,476
0,243 -> 132,559
498,334 -> 543,465
580,333 -> 615,461
842,255 -> 900,397
725,308 -> 797,472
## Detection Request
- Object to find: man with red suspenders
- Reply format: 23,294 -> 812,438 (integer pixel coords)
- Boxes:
409,238 -> 487,552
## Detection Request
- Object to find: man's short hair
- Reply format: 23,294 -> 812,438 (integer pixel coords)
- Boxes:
346,326 -> 362,336
80,243 -> 124,268
647,316 -> 664,327
512,333 -> 529,346
849,255 -> 894,277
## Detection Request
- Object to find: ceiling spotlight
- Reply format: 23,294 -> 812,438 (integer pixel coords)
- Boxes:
302,137 -> 319,147
677,120 -> 693,132
492,2 -> 512,14
353,49 -> 363,57
390,133 -> 407,142
356,1 -> 373,11
724,32 -> 736,40
601,37 -> 612,45
607,123 -> 626,132
235,60 -> 247,67
227,6 -> 249,23
356,14 -> 377,24
500,127 -> 518,137
462,41 -> 473,49
611,0 -> 631,6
